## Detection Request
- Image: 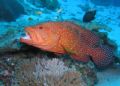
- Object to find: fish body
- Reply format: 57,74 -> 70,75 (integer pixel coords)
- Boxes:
20,22 -> 114,68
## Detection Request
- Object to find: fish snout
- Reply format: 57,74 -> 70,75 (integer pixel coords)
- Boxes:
25,27 -> 34,33
20,27 -> 34,44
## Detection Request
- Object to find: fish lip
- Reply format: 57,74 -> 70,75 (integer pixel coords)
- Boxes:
21,30 -> 31,40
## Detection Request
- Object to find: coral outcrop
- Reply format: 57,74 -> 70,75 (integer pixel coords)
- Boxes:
12,56 -> 97,86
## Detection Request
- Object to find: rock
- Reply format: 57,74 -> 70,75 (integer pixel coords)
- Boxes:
0,0 -> 26,22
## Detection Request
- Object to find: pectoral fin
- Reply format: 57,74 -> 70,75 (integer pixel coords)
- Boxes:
71,54 -> 90,63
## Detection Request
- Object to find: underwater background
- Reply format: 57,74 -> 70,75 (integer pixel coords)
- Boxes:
0,0 -> 120,86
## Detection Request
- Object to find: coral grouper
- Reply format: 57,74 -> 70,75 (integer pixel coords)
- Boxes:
20,22 -> 114,68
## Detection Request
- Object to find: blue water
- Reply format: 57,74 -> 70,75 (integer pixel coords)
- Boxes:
0,0 -> 120,86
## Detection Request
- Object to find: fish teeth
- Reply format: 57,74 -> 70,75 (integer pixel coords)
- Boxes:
22,33 -> 30,40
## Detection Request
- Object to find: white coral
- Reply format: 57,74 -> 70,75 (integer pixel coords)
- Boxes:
33,58 -> 75,79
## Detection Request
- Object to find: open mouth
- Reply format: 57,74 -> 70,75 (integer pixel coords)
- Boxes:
21,32 -> 31,40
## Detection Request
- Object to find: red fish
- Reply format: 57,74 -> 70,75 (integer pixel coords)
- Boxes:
20,22 -> 114,68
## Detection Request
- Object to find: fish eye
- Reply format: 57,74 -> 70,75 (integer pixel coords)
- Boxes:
39,26 -> 43,29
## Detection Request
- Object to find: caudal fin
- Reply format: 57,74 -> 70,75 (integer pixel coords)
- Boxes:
90,45 -> 114,69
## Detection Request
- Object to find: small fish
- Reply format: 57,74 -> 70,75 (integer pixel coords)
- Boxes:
56,8 -> 62,13
83,10 -> 96,22
35,11 -> 42,15
20,21 -> 114,68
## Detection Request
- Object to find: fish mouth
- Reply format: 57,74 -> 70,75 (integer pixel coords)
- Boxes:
21,27 -> 32,40
20,27 -> 45,45
21,32 -> 31,40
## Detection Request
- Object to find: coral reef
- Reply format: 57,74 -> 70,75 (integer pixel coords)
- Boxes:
12,56 -> 97,86
0,46 -> 97,86
33,58 -> 72,77
0,63 -> 12,86
13,57 -> 75,85
0,51 -> 37,85
0,0 -> 119,86
0,54 -> 23,86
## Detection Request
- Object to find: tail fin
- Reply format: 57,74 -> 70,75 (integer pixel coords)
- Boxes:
90,45 -> 114,69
